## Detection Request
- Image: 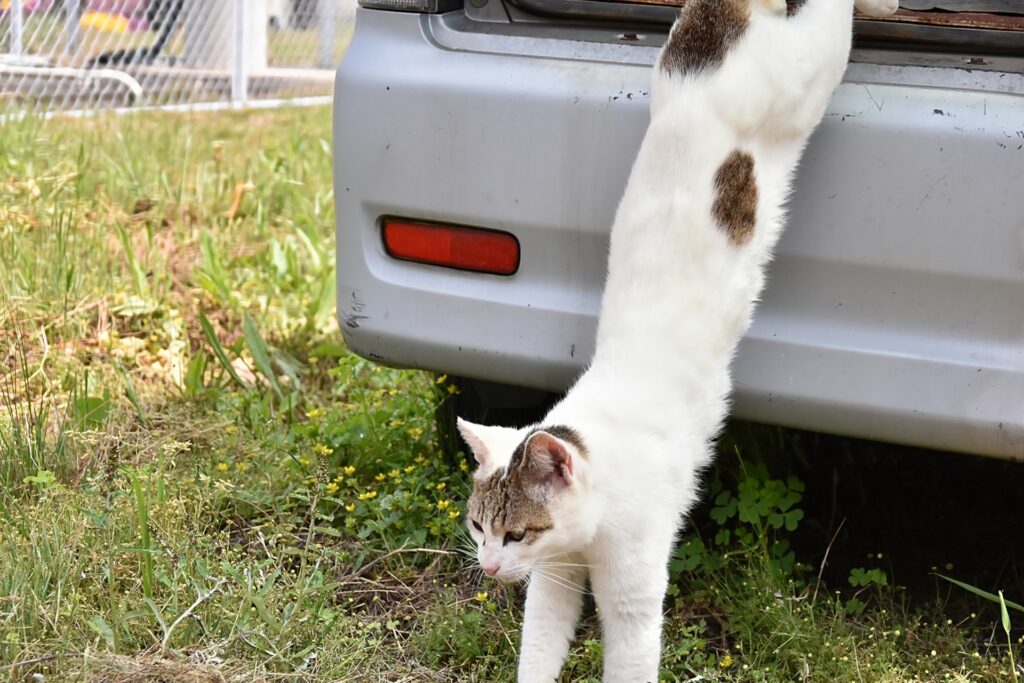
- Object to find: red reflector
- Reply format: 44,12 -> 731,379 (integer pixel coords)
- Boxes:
382,219 -> 519,276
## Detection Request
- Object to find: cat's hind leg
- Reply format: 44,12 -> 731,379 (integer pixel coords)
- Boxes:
518,563 -> 587,683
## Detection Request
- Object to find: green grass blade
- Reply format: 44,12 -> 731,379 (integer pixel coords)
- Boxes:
144,596 -> 169,643
198,310 -> 247,388
115,224 -> 150,299
114,360 -> 148,427
935,574 -> 1024,614
88,615 -> 116,649
1002,591 -> 1020,683
128,470 -> 154,601
243,312 -> 283,399
184,350 -> 209,396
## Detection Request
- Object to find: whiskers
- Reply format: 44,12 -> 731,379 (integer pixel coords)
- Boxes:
529,568 -> 589,595
450,525 -> 477,558
528,558 -> 591,596
534,559 -> 591,570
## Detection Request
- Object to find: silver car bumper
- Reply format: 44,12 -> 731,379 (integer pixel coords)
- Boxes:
335,8 -> 1024,460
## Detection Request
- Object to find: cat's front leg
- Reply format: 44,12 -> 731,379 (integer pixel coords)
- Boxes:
855,0 -> 899,18
518,563 -> 587,683
591,543 -> 671,683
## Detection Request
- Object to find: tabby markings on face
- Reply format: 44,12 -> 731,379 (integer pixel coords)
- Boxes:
468,468 -> 554,545
659,0 -> 751,77
466,425 -> 587,542
713,150 -> 758,246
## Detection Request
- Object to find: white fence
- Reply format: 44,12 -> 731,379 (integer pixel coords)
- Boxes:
0,0 -> 354,111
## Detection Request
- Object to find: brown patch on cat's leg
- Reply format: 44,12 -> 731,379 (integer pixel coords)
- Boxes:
659,0 -> 751,77
713,150 -> 758,246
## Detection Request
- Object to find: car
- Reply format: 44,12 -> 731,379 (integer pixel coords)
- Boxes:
334,0 -> 1024,461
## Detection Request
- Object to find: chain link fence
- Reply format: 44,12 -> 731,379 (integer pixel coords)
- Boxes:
0,0 -> 354,111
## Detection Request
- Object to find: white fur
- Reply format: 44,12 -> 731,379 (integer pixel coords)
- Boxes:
461,1 -> 897,681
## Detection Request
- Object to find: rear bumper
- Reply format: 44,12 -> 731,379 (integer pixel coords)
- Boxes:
335,8 -> 1024,460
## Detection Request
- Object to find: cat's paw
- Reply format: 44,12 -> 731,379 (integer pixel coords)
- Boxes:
854,0 -> 899,17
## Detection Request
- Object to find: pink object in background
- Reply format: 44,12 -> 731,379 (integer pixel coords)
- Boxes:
0,0 -> 56,12
86,0 -> 146,12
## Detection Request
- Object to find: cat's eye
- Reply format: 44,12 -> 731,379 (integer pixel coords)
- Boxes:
503,531 -> 525,546
471,520 -> 483,533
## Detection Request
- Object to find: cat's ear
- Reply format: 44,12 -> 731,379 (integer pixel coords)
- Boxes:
457,417 -> 496,469
460,419 -> 516,473
521,431 -> 575,490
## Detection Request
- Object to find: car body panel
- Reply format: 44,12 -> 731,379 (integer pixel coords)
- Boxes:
335,8 -> 1024,460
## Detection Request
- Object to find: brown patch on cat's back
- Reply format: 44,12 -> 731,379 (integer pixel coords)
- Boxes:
712,150 -> 758,246
660,0 -> 751,77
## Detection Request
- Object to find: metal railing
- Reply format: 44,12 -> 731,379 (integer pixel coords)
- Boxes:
0,0 -> 354,111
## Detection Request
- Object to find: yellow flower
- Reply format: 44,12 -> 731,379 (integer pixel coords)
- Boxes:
299,456 -> 311,466
459,460 -> 469,472
345,503 -> 356,513
448,510 -> 460,519
404,465 -> 415,474
436,482 -> 446,491
375,473 -> 386,482
437,499 -> 451,511
358,490 -> 378,501
474,591 -> 488,602
719,654 -> 733,669
436,374 -> 448,384
406,427 -> 424,439
389,469 -> 401,479
447,384 -> 460,395
343,465 -> 356,476
326,482 -> 340,494
235,461 -> 249,472
314,444 -> 334,456
215,462 -> 230,472
388,389 -> 398,396
415,455 -> 426,465
305,408 -> 321,419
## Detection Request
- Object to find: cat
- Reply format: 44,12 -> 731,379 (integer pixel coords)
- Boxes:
458,0 -> 899,681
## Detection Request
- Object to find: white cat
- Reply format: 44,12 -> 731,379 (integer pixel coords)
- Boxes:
458,0 -> 899,681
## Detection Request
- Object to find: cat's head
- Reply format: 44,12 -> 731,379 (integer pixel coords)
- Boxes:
458,419 -> 593,583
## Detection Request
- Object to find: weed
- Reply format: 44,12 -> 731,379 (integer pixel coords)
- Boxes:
0,107 -> 1019,682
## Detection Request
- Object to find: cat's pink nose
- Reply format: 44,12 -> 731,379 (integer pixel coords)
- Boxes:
482,563 -> 501,577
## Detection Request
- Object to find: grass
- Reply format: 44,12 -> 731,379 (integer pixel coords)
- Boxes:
0,106 -> 1021,681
